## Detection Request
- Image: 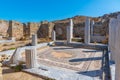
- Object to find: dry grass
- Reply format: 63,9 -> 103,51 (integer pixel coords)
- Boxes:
2,67 -> 43,80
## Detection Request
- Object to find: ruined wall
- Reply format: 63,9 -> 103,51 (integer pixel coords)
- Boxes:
93,20 -> 109,36
54,23 -> 68,40
27,22 -> 41,38
37,22 -> 54,38
0,20 -> 9,37
9,20 -> 24,40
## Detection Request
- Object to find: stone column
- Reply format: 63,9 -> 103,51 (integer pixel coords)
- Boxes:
25,49 -> 36,68
109,18 -> 117,62
91,20 -> 94,36
84,17 -> 90,44
32,34 -> 37,46
115,15 -> 120,80
51,30 -> 56,41
66,19 -> 73,43
70,19 -> 73,38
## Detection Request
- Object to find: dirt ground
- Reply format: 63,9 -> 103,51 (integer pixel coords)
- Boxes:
2,67 -> 44,80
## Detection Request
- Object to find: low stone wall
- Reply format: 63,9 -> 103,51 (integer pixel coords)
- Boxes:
91,36 -> 106,42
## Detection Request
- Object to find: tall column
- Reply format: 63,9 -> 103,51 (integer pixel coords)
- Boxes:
52,30 -> 56,41
109,18 -> 117,62
84,17 -> 90,44
70,19 -> 73,38
115,15 -> 120,80
25,49 -> 36,68
91,20 -> 94,36
67,19 -> 73,43
32,34 -> 37,46
67,26 -> 71,43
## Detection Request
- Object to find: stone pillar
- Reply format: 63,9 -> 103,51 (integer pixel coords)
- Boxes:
25,49 -> 36,68
84,17 -> 90,44
67,26 -> 71,43
32,34 -> 37,46
109,18 -> 117,62
67,19 -> 73,43
91,20 -> 94,36
70,19 -> 73,38
52,30 -> 56,41
115,15 -> 120,80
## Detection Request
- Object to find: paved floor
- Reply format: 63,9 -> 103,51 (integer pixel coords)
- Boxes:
25,46 -> 103,80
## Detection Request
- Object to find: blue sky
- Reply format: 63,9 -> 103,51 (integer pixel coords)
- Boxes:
0,0 -> 120,22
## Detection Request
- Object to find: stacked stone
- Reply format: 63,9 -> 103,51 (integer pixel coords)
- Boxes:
109,18 -> 118,61
67,19 -> 73,43
84,17 -> 90,44
51,30 -> 56,42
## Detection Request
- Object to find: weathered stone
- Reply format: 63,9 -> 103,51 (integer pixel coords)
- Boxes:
70,19 -> 73,38
109,18 -> 117,61
0,20 -> 9,37
25,49 -> 36,68
84,17 -> 90,44
32,34 -> 37,46
37,22 -> 54,38
91,20 -> 94,36
115,15 -> 120,80
27,22 -> 41,38
10,48 -> 22,65
67,26 -> 71,43
51,30 -> 56,41
9,20 -> 24,40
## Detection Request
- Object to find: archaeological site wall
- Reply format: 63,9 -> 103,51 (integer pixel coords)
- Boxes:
9,20 -> 24,40
27,22 -> 41,38
37,22 -> 54,38
0,20 -> 9,37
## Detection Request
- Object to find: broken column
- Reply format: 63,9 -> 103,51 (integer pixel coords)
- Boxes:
67,19 -> 73,43
84,17 -> 90,44
51,30 -> 56,41
25,49 -> 36,68
115,15 -> 120,80
91,20 -> 94,36
32,34 -> 37,46
25,34 -> 38,68
109,18 -> 117,62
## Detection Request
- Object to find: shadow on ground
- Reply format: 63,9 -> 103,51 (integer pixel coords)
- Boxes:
69,57 -> 102,62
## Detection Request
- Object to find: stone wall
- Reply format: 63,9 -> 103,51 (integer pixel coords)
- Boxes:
37,22 -> 54,38
0,20 -> 9,37
9,20 -> 24,40
27,22 -> 41,38
91,36 -> 106,42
